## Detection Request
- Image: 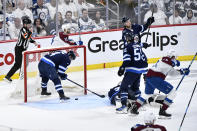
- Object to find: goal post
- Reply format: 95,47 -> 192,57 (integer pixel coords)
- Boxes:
22,45 -> 87,102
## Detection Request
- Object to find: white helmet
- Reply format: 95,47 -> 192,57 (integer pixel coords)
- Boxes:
62,24 -> 70,32
167,49 -> 177,59
144,112 -> 156,124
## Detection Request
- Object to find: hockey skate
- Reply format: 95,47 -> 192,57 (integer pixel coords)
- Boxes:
41,88 -> 51,96
3,76 -> 12,83
60,95 -> 70,103
130,103 -> 139,116
116,105 -> 128,114
158,107 -> 171,119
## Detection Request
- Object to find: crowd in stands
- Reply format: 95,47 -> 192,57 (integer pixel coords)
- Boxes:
0,0 -> 197,41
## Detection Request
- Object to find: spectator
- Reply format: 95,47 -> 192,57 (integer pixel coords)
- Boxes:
144,4 -> 169,25
62,11 -> 78,33
33,18 -> 47,37
119,0 -> 137,23
149,0 -> 165,12
0,14 -> 10,40
95,0 -> 105,7
8,17 -> 22,39
59,0 -> 78,19
93,10 -> 106,30
13,1 -> 33,22
32,0 -> 51,26
45,0 -> 56,19
46,12 -> 64,35
75,0 -> 88,16
23,0 -> 33,9
182,9 -> 197,23
79,8 -> 95,32
169,8 -> 183,24
6,2 -> 15,25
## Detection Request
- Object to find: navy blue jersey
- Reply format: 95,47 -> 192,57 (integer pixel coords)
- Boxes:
122,24 -> 149,47
122,44 -> 148,74
40,51 -> 70,77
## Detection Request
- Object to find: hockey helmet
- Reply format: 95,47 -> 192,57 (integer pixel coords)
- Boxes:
167,49 -> 177,59
62,24 -> 71,32
22,16 -> 32,24
67,50 -> 76,60
122,17 -> 130,23
144,112 -> 156,124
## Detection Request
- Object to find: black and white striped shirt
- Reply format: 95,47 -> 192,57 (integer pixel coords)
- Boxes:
16,27 -> 35,50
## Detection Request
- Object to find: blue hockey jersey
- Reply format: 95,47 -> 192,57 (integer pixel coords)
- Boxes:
122,24 -> 149,47
122,43 -> 148,74
40,51 -> 71,76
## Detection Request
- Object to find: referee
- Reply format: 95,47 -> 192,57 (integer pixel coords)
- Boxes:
4,16 -> 38,83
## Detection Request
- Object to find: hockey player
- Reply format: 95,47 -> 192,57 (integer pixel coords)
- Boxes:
108,82 -> 141,106
122,16 -> 154,48
51,24 -> 83,47
38,50 -> 76,102
4,16 -> 38,83
130,50 -> 190,118
115,17 -> 154,113
131,112 -> 167,131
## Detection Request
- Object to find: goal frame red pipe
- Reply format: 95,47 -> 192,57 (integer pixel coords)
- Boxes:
23,45 -> 87,102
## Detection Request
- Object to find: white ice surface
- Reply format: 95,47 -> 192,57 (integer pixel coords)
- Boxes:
0,61 -> 196,131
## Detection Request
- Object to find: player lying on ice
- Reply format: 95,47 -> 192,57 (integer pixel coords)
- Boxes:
130,50 -> 190,118
38,50 -> 76,102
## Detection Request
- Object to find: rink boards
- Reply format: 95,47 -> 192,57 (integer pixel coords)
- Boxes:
0,24 -> 197,80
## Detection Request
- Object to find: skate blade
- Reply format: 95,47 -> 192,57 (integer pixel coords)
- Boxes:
129,112 -> 139,116
3,78 -> 12,83
158,115 -> 171,119
116,110 -> 128,114
40,95 -> 51,98
59,99 -> 70,103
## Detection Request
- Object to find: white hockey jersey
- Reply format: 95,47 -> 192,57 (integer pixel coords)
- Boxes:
147,56 -> 180,79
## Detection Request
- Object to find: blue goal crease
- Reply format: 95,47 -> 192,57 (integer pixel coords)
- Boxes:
22,95 -> 111,110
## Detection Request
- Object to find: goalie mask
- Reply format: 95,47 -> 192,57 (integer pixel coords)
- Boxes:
67,51 -> 76,60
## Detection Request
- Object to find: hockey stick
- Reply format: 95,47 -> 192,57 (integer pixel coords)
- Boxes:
78,18 -> 81,41
178,81 -> 197,131
176,52 -> 197,91
145,2 -> 154,42
66,78 -> 105,98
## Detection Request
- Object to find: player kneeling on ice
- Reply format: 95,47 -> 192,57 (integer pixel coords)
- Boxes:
130,50 -> 190,118
131,112 -> 167,131
38,50 -> 76,102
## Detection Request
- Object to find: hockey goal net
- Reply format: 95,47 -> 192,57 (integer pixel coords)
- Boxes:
12,45 -> 87,102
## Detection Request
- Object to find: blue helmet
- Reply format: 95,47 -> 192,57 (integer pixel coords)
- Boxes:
122,17 -> 130,23
67,51 -> 76,60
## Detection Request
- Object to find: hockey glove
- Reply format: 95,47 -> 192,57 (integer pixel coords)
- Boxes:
172,60 -> 180,67
147,17 -> 155,26
142,42 -> 151,49
75,41 -> 83,45
118,66 -> 125,76
180,68 -> 190,75
60,73 -> 68,80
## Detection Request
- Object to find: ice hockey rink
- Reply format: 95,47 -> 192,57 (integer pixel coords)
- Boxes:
0,61 -> 196,131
